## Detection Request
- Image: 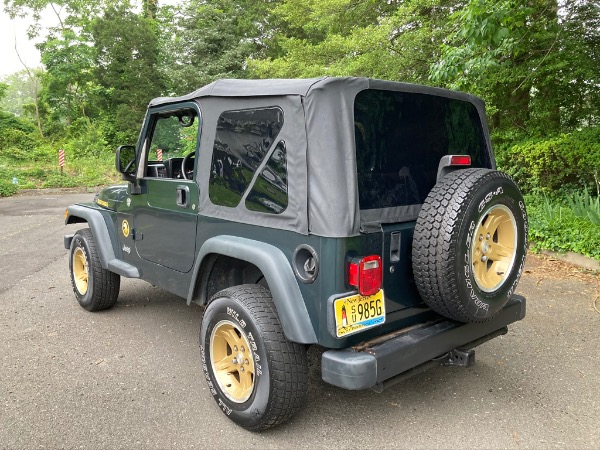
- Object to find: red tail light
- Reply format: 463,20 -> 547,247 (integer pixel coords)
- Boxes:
449,155 -> 471,166
348,255 -> 382,296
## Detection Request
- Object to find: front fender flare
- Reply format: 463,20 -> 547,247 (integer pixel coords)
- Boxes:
188,235 -> 317,344
65,205 -> 140,278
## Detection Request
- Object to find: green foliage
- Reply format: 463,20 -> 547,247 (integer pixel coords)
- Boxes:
430,0 -> 535,89
431,0 -> 600,142
0,152 -> 119,193
566,188 -> 600,225
0,110 -> 35,134
526,194 -> 600,259
63,119 -> 110,158
92,4 -> 166,142
159,0 -> 264,95
0,111 -> 37,159
0,83 -> 7,101
0,179 -> 18,197
0,72 -> 37,117
248,0 -> 452,82
496,126 -> 600,193
39,29 -> 98,127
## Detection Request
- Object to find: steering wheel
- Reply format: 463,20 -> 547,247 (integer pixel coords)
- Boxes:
123,157 -> 136,174
181,151 -> 196,180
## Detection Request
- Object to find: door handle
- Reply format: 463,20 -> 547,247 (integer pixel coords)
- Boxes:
390,231 -> 401,263
176,185 -> 190,207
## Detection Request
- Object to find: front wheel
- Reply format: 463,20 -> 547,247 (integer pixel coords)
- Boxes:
200,285 -> 308,431
69,228 -> 120,311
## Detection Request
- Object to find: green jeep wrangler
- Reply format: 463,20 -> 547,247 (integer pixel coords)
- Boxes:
64,77 -> 528,431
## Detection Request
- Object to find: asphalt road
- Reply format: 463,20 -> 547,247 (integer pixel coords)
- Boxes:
1,191 -> 599,449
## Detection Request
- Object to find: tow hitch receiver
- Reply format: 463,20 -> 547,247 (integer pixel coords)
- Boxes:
442,348 -> 475,367
370,347 -> 477,393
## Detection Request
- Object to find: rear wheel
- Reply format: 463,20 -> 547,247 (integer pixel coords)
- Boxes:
412,169 -> 528,322
200,284 -> 308,431
69,228 -> 120,311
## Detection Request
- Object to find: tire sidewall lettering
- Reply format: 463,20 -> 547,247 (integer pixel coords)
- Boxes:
477,186 -> 503,213
413,169 -> 528,322
225,306 -> 261,371
199,344 -> 219,398
200,298 -> 270,428
519,200 -> 529,249
458,179 -> 527,318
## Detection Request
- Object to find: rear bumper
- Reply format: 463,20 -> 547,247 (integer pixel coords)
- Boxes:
321,295 -> 526,390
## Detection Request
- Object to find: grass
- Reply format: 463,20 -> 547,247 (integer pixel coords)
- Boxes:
565,188 -> 600,225
526,192 -> 600,260
0,154 -> 120,196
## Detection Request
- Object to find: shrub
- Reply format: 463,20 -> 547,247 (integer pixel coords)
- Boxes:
0,179 -> 18,197
0,132 -> 37,159
496,126 -> 600,193
526,194 -> 600,259
0,110 -> 34,134
63,119 -> 111,158
566,188 -> 600,225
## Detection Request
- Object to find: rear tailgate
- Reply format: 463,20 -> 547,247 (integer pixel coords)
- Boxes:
359,222 -> 423,314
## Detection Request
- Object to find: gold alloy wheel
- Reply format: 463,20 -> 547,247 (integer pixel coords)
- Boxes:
210,320 -> 255,403
73,247 -> 89,295
471,204 -> 518,292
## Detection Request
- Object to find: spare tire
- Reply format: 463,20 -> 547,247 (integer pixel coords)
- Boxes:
412,168 -> 528,323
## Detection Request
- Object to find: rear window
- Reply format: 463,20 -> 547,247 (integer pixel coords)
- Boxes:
354,89 -> 490,210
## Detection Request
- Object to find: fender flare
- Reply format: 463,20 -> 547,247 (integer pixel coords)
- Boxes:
65,205 -> 140,278
188,235 -> 318,344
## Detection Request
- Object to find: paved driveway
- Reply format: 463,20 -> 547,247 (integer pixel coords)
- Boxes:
1,191 -> 598,448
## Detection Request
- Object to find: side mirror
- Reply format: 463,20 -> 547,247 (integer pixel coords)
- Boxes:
115,145 -> 137,181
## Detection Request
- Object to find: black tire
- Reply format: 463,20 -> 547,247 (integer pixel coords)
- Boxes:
69,228 -> 120,311
200,284 -> 308,431
412,169 -> 528,323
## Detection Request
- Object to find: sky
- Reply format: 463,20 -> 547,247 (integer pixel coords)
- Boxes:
0,1 -> 179,80
0,7 -> 51,78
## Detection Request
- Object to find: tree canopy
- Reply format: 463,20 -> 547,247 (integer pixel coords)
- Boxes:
1,0 -> 598,147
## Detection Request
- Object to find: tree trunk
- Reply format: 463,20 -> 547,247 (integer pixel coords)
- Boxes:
143,0 -> 158,19
14,42 -> 44,138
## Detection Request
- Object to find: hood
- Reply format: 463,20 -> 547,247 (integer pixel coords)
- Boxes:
94,184 -> 127,210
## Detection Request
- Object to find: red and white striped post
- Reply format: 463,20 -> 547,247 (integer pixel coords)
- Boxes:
58,149 -> 65,174
157,148 -> 163,161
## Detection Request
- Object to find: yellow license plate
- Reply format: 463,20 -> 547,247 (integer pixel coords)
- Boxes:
334,289 -> 385,338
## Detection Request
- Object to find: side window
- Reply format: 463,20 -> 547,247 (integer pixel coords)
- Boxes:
209,107 -> 284,207
146,109 -> 199,179
246,141 -> 288,214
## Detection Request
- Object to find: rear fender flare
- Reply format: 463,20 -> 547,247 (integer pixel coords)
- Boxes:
189,235 -> 317,344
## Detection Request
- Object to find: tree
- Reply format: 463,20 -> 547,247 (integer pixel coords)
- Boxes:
247,0 -> 455,83
143,0 -> 158,19
159,0 -> 267,95
4,0 -> 111,136
430,0 -> 600,140
92,3 -> 166,142
38,29 -> 97,128
0,71 -> 37,117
